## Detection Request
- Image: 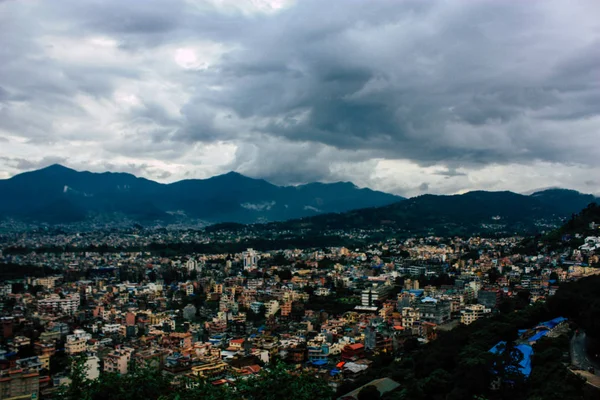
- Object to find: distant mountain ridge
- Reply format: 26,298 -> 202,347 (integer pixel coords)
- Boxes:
0,165 -> 403,224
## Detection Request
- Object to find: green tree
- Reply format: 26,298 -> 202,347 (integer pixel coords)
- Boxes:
357,384 -> 381,400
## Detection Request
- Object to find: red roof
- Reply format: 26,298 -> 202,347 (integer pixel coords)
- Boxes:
348,343 -> 364,350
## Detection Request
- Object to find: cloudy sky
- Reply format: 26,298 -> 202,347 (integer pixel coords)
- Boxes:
1,0 -> 599,197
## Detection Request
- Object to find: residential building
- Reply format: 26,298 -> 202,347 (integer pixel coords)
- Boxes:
460,304 -> 491,325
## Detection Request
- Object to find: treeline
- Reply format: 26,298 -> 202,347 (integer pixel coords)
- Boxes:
55,361 -> 332,400
0,263 -> 55,280
3,235 -> 365,256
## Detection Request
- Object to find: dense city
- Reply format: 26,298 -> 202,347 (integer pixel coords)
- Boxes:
1,220 -> 600,399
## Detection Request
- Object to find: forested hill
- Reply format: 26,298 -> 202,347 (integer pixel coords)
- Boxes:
231,189 -> 598,237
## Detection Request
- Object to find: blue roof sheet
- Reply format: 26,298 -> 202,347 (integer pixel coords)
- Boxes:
528,330 -> 549,343
539,317 -> 567,329
489,341 -> 533,377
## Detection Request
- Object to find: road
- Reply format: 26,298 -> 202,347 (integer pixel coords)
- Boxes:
570,331 -> 600,387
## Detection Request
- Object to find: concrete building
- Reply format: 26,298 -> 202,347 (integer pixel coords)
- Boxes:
243,248 -> 259,270
85,355 -> 101,380
104,347 -> 134,375
37,294 -> 80,315
265,300 -> 280,317
478,289 -> 501,309
361,285 -> 392,307
0,368 -> 39,399
65,329 -> 92,355
461,304 -> 491,325
418,297 -> 451,325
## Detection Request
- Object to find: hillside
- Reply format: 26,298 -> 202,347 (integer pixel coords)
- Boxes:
250,190 -> 598,237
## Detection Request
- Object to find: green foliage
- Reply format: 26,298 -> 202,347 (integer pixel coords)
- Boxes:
357,384 -> 381,400
55,361 -> 332,400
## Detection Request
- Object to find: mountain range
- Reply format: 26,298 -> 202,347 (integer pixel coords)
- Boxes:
253,188 -> 599,237
0,165 -> 402,224
0,165 -> 597,233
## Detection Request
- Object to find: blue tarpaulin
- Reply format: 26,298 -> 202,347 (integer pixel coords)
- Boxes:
539,317 -> 567,329
528,330 -> 549,343
489,341 -> 533,377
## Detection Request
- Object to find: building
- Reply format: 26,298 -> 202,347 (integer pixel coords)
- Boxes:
265,300 -> 280,317
37,294 -> 80,315
361,285 -> 392,307
460,304 -> 491,325
186,259 -> 200,272
401,307 -> 421,331
249,301 -> 264,314
85,356 -> 101,380
341,343 -> 365,361
102,324 -> 122,335
364,327 -> 393,353
0,368 -> 39,399
34,276 -> 61,289
478,289 -> 501,309
280,301 -> 292,317
243,248 -> 259,270
104,347 -> 134,375
0,283 -> 12,297
417,298 -> 451,325
65,329 -> 92,355
190,361 -> 228,380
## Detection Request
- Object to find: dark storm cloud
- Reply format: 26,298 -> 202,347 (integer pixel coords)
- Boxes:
176,0 -> 600,171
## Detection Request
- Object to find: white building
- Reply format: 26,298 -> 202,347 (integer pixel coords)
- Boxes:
85,356 -> 101,380
315,288 -> 331,296
243,248 -> 259,270
102,324 -> 122,335
186,259 -> 201,272
37,294 -> 80,315
265,300 -> 280,317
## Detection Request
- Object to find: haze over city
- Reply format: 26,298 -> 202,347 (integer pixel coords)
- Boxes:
1,0 -> 600,197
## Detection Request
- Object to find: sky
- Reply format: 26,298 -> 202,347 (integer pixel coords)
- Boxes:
1,0 -> 599,197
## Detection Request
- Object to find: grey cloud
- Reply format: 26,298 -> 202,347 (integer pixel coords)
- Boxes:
0,156 -> 68,171
1,0 -> 600,189
178,0 -> 600,170
432,168 -> 467,178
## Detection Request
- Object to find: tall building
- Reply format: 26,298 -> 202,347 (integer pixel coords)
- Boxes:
361,285 -> 392,307
186,259 -> 200,272
243,248 -> 259,270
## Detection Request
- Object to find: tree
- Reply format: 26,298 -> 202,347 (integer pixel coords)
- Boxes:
55,355 -> 91,400
357,385 -> 381,400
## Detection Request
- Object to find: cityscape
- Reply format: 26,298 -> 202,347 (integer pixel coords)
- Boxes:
1,0 -> 600,399
0,201 -> 599,399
